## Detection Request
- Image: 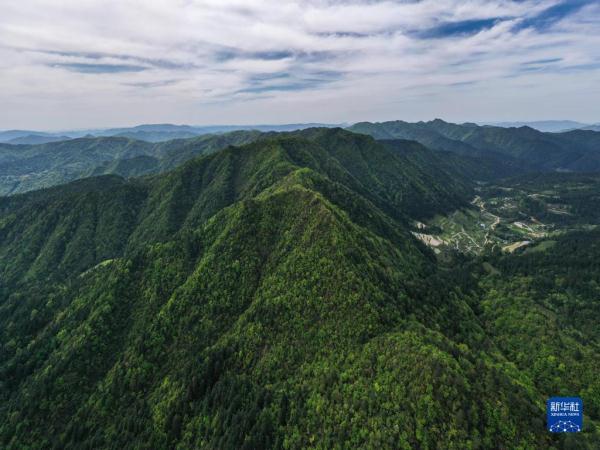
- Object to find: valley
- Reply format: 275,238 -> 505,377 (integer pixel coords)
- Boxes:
412,174 -> 600,259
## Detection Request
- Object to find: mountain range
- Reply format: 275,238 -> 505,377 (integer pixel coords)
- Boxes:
0,123 -> 344,145
482,120 -> 591,132
581,124 -> 600,132
349,119 -> 600,172
0,125 -> 599,449
3,120 -> 598,145
0,131 -> 261,195
2,119 -> 600,197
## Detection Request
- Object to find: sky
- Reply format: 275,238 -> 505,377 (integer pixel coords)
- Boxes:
1,0 -> 599,130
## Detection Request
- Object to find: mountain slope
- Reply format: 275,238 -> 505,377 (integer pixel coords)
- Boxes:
1,176 -> 538,449
0,129 -> 598,449
0,131 -> 261,195
6,134 -> 72,145
349,119 -> 600,174
485,121 -> 589,133
477,229 -> 600,425
1,128 -> 466,288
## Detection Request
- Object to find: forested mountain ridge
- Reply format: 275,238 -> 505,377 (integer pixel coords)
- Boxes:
348,119 -> 600,173
0,129 -> 469,286
4,119 -> 600,196
0,128 -> 598,449
0,131 -> 261,196
0,123 -> 343,146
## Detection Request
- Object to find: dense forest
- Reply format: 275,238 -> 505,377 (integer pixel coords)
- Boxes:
4,119 -> 600,197
0,131 -> 261,195
0,128 -> 598,449
349,119 -> 600,173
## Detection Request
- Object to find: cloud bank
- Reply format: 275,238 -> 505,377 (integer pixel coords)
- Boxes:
1,0 -> 599,129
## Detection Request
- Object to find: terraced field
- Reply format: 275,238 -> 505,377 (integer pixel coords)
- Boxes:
413,174 -> 600,258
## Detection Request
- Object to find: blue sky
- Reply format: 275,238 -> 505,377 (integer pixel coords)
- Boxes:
0,0 -> 599,129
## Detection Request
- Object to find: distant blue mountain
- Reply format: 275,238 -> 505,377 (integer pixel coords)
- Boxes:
94,124 -> 344,142
7,134 -> 72,145
100,123 -> 343,142
0,130 -> 55,143
483,120 -> 590,132
0,123 -> 344,143
580,124 -> 600,132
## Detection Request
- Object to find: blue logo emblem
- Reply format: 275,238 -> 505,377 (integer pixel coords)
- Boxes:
547,397 -> 583,432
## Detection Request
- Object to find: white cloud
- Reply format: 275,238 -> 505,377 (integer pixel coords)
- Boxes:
0,0 -> 598,129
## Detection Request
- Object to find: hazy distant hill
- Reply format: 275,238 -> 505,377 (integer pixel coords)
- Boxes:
0,130 -> 56,143
95,124 -> 206,142
484,120 -> 589,132
113,130 -> 200,142
0,123 -> 344,143
580,124 -> 600,132
95,123 -> 345,142
6,134 -> 72,145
